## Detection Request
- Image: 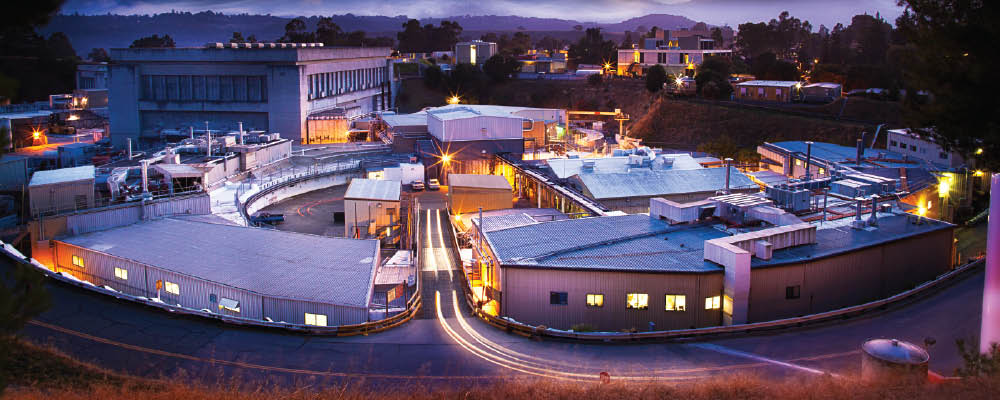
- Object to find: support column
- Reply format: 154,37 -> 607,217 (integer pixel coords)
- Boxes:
981,173 -> 1000,353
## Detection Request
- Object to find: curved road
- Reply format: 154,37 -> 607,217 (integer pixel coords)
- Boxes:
17,194 -> 985,387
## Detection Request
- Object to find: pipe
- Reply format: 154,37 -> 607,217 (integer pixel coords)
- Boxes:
981,173 -> 1000,353
804,141 -> 813,180
856,138 -> 863,167
238,121 -> 244,145
140,160 -> 149,195
867,196 -> 878,226
126,137 -> 133,160
204,121 -> 211,158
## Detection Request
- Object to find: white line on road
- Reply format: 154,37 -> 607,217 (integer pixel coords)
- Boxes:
689,343 -> 835,377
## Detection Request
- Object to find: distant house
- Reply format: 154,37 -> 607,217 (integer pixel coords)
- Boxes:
735,81 -> 800,103
801,83 -> 842,103
886,129 -> 966,170
454,40 -> 496,65
616,29 -> 732,77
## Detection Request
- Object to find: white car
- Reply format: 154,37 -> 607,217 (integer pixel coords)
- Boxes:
427,178 -> 440,190
411,180 -> 425,191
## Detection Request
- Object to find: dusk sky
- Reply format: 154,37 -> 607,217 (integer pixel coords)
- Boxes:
60,0 -> 905,29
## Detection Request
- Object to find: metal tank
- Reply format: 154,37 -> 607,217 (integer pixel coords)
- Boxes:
861,338 -> 929,382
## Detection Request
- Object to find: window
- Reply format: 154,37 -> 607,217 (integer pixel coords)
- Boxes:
795,159 -> 802,166
665,294 -> 686,311
757,88 -> 765,98
549,291 -> 568,305
305,313 -> 327,326
71,255 -> 84,268
786,285 -> 801,299
164,281 -> 180,295
626,293 -> 649,310
705,295 -> 721,310
910,144 -> 917,151
819,168 -> 826,175
890,140 -> 898,147
740,87 -> 748,96
939,152 -> 948,160
219,298 -> 240,313
723,295 -> 733,315
586,294 -> 604,307
776,88 -> 783,97
114,267 -> 128,280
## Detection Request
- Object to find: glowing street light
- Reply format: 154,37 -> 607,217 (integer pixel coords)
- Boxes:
447,95 -> 461,105
977,148 -> 985,155
32,129 -> 41,140
441,153 -> 452,164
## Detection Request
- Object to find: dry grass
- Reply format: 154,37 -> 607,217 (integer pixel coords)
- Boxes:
3,336 -> 1000,399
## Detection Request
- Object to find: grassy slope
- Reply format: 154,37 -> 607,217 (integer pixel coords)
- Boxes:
3,337 -> 1000,399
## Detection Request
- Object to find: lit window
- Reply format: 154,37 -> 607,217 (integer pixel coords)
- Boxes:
786,285 -> 801,299
586,294 -> 604,307
626,293 -> 649,310
795,159 -> 802,166
305,313 -> 328,326
219,298 -> 240,313
114,267 -> 128,280
164,281 -> 180,295
665,294 -> 686,311
549,291 -> 568,305
723,295 -> 733,315
819,168 -> 826,175
705,295 -> 721,310
72,255 -> 84,268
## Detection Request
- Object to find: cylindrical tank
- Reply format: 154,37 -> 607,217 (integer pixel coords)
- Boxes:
861,338 -> 929,382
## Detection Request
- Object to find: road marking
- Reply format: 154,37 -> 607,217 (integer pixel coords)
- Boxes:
689,343 -> 837,376
434,210 -> 454,280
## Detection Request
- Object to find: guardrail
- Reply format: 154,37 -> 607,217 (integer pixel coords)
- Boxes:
238,160 -> 362,226
459,251 -> 985,342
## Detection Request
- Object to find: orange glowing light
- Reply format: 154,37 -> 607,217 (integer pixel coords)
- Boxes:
32,129 -> 41,140
441,153 -> 452,164
447,95 -> 461,105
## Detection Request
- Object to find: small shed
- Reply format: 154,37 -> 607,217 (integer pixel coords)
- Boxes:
28,165 -> 95,215
735,80 -> 800,102
802,82 -> 843,103
344,178 -> 402,240
448,174 -> 513,214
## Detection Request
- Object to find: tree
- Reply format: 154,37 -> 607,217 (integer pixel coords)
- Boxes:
315,17 -> 344,46
280,18 -> 312,43
87,48 -> 110,62
46,32 -> 76,59
130,34 -> 175,48
696,57 -> 733,99
622,31 -> 634,48
587,73 -> 603,86
423,64 -> 443,89
482,54 -> 520,83
645,64 -> 667,93
568,28 -> 617,67
0,259 -> 52,392
397,20 -> 462,53
897,0 -> 999,169
711,27 -> 724,48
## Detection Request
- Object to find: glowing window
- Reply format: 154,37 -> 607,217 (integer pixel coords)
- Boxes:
114,267 -> 128,280
723,295 -> 733,315
705,295 -> 721,310
665,295 -> 686,311
795,159 -> 802,166
626,293 -> 648,310
305,313 -> 328,326
586,294 -> 604,307
819,168 -> 826,175
164,281 -> 180,295
71,255 -> 84,268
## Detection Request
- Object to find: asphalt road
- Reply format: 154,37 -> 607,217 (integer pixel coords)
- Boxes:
15,190 -> 987,388
257,184 -> 347,237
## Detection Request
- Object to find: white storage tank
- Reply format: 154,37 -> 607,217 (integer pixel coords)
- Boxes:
861,338 -> 929,382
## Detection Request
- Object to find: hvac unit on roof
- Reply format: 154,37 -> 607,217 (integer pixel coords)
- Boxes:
581,160 -> 596,172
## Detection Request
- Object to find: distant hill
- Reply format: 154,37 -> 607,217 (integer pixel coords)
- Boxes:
38,11 -> 704,57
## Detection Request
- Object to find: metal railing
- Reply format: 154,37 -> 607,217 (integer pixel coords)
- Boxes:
31,187 -> 206,218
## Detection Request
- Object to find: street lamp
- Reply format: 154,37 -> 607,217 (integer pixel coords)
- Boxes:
447,95 -> 461,105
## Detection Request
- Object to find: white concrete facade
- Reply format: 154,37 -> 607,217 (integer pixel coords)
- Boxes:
109,46 -> 392,148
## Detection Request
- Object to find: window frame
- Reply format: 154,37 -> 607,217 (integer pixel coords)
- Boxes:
705,295 -> 721,310
626,293 -> 649,310
71,255 -> 84,268
164,281 -> 180,295
304,312 -> 328,327
114,267 -> 128,280
665,294 -> 686,311
785,285 -> 801,300
549,291 -> 568,306
586,293 -> 604,308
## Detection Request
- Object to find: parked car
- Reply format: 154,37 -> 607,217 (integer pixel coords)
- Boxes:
412,180 -> 425,191
427,178 -> 440,190
250,212 -> 284,225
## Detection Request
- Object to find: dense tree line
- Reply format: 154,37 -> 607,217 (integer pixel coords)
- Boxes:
280,17 -> 393,47
0,0 -> 77,103
568,28 -> 617,67
396,19 -> 462,53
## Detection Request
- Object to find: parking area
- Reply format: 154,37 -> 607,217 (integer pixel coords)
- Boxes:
257,185 -> 348,237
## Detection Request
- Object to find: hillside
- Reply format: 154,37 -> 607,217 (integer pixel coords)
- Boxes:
39,12 -> 704,56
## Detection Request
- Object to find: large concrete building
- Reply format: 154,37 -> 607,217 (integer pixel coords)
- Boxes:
454,40 -> 497,65
469,197 -> 954,332
617,29 -> 732,77
109,43 -> 392,148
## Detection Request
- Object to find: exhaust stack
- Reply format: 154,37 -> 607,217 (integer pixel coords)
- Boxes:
724,157 -> 733,194
804,141 -> 813,180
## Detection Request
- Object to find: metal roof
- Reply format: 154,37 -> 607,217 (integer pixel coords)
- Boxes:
804,82 -> 842,89
574,167 -> 757,200
29,165 -> 95,187
59,218 -> 379,307
736,80 -> 800,87
380,112 -> 429,128
766,141 -> 917,169
546,154 -> 703,179
459,208 -> 567,232
752,213 -> 952,268
448,174 -> 512,190
483,214 -> 726,273
344,178 -> 401,201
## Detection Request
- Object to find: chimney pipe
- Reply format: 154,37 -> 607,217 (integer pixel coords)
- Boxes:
868,196 -> 879,226
140,160 -> 150,196
724,157 -> 733,194
856,132 -> 866,167
126,137 -> 133,160
204,121 -> 211,158
189,126 -> 194,141
238,121 -> 244,145
804,141 -> 813,180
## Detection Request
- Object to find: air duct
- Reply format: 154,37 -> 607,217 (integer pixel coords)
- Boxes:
804,141 -> 813,180
724,157 -> 733,194
126,137 -> 133,160
867,196 -> 879,227
856,132 -> 866,167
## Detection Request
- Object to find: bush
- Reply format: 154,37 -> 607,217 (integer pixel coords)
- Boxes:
645,65 -> 667,93
570,323 -> 596,332
587,74 -> 603,86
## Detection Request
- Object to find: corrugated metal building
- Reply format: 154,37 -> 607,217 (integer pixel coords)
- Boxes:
735,80 -> 800,102
28,165 -> 96,216
448,174 -> 513,214
52,218 -> 379,326
475,210 -> 954,332
344,178 -> 401,241
569,167 -> 758,214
